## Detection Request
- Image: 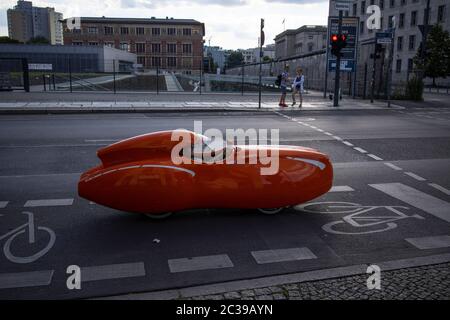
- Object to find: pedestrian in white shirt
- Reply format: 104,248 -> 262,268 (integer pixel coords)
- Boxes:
292,67 -> 305,108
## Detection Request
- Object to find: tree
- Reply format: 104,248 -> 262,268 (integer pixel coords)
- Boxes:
225,51 -> 244,69
27,36 -> 50,44
414,24 -> 450,86
263,56 -> 273,63
0,36 -> 21,44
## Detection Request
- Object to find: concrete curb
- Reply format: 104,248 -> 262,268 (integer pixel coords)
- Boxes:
96,253 -> 450,300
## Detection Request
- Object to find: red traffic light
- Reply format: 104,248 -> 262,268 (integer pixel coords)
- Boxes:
341,35 -> 347,41
331,34 -> 339,42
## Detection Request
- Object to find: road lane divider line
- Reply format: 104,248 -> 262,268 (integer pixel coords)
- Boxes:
0,201 -> 8,209
251,247 -> 317,264
81,262 -> 146,282
354,147 -> 368,154
168,254 -> 233,273
384,163 -> 403,171
330,186 -> 355,192
0,270 -> 54,290
368,154 -> 384,161
404,172 -> 427,182
429,183 -> 450,196
24,199 -> 74,208
342,141 -> 354,147
405,235 -> 450,250
333,136 -> 342,141
370,183 -> 450,223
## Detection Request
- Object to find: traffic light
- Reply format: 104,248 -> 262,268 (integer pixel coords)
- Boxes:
330,34 -> 347,57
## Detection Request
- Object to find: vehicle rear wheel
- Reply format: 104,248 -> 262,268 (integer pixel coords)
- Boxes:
145,212 -> 173,220
257,208 -> 285,215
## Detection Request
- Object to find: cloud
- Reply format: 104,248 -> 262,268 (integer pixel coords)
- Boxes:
120,0 -> 248,9
265,0 -> 327,4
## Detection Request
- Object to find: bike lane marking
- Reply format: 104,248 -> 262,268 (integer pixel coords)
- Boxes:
0,270 -> 54,289
168,254 -> 234,273
251,248 -> 317,264
405,235 -> 450,250
0,202 -> 8,209
80,262 -> 146,282
370,183 -> 450,223
24,199 -> 74,208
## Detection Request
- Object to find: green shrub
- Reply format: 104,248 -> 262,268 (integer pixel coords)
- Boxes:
405,76 -> 424,101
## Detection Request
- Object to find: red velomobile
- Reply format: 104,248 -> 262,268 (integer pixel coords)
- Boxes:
78,130 -> 333,218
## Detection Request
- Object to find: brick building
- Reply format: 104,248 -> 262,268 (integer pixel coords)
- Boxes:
62,17 -> 205,74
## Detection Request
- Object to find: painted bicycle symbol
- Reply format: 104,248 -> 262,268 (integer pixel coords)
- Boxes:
0,212 -> 56,264
296,202 -> 425,235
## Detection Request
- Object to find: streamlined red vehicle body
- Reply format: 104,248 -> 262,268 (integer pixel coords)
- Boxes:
78,130 -> 333,217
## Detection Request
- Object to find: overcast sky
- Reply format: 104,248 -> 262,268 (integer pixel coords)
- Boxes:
0,0 -> 329,49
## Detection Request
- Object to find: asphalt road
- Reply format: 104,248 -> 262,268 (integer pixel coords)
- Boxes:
0,107 -> 449,299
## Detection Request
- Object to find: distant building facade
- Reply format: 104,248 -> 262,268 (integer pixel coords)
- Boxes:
204,46 -> 227,70
275,25 -> 327,60
7,0 -> 63,45
63,17 -> 205,74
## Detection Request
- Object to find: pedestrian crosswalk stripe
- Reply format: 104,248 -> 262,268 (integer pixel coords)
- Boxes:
0,270 -> 53,289
168,254 -> 233,273
24,199 -> 74,208
429,183 -> 450,196
80,262 -> 146,282
405,235 -> 450,250
0,201 -> 8,209
370,183 -> 450,223
251,247 -> 317,264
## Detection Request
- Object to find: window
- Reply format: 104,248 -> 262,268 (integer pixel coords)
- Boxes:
168,28 -> 176,35
409,35 -> 416,50
308,43 -> 314,52
182,43 -> 192,54
182,28 -> 192,36
407,58 -> 414,72
135,42 -> 146,53
438,5 -> 446,23
72,41 -> 83,46
411,11 -> 417,26
87,27 -> 97,34
104,42 -> 114,48
152,28 -> 161,36
88,41 -> 98,46
151,43 -> 161,53
399,13 -> 405,28
380,0 -> 384,9
104,26 -> 114,35
151,57 -> 161,67
136,27 -> 145,35
390,0 -> 395,8
120,42 -> 130,51
397,36 -> 403,51
120,27 -> 129,35
167,43 -> 177,54
388,15 -> 394,28
396,59 -> 402,73
352,3 -> 357,16
401,0 -> 406,5
380,17 -> 384,30
370,0 -> 374,5
361,1 -> 366,14
137,56 -> 146,66
167,57 -> 177,67
360,21 -> 364,34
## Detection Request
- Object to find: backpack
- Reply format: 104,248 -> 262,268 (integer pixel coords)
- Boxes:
275,74 -> 282,86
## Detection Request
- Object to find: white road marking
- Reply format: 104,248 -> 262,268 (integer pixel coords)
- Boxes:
406,235 -> 450,250
384,163 -> 403,171
429,183 -> 450,196
324,132 -> 333,136
333,136 -> 342,141
354,147 -> 368,154
168,254 -> 233,273
368,154 -> 384,161
24,199 -> 74,208
316,129 -> 324,133
404,172 -> 427,182
330,186 -> 355,192
0,201 -> 8,209
251,247 -> 317,264
0,270 -> 54,289
343,141 -> 354,147
370,183 -> 450,223
81,262 -> 145,282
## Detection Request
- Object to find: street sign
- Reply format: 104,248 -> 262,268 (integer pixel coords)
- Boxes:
335,1 -> 351,11
328,16 -> 359,72
376,32 -> 393,44
28,64 -> 52,71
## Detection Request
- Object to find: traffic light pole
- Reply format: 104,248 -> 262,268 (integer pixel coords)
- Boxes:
333,10 -> 343,107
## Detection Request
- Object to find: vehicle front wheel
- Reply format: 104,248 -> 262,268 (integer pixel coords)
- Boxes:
257,208 -> 285,215
145,212 -> 173,220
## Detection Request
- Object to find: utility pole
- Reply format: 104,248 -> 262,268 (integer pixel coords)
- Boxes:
419,0 -> 431,82
333,10 -> 343,107
258,18 -> 265,109
387,20 -> 396,107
